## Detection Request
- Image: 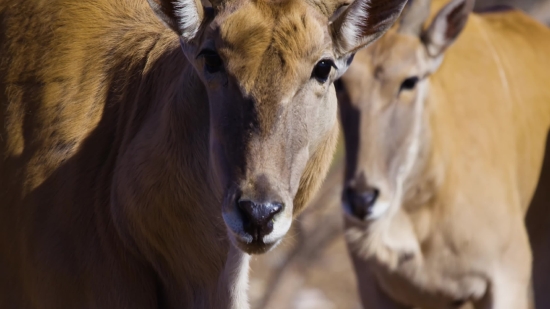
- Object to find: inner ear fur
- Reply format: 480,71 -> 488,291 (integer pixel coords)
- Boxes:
421,0 -> 475,57
147,0 -> 205,41
330,0 -> 409,56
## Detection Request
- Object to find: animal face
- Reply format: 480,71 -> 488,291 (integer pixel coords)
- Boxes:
148,0 -> 407,254
337,0 -> 474,222
337,32 -> 432,222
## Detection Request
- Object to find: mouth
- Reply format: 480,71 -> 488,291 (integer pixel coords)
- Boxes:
222,207 -> 289,255
230,234 -> 281,254
221,185 -> 292,254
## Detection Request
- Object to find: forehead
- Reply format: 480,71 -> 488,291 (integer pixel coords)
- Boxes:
215,0 -> 329,93
365,30 -> 422,77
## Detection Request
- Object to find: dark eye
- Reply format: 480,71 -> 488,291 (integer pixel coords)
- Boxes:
199,50 -> 223,74
400,76 -> 419,92
312,59 -> 335,83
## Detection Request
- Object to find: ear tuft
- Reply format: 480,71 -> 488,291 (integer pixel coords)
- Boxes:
147,0 -> 205,41
422,0 -> 475,57
330,0 -> 408,56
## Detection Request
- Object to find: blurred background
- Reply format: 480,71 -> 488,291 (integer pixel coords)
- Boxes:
248,1 -> 550,309
476,0 -> 550,24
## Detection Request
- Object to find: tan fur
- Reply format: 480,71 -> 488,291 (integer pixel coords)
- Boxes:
337,1 -> 550,308
0,0 -> 408,307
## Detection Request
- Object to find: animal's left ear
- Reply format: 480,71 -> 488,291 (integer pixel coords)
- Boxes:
330,0 -> 408,56
147,0 -> 205,42
421,0 -> 475,57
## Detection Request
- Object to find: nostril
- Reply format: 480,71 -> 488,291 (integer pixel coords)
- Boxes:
268,202 -> 283,215
360,188 -> 379,206
237,200 -> 284,241
344,187 -> 379,219
238,201 -> 282,224
237,201 -> 255,224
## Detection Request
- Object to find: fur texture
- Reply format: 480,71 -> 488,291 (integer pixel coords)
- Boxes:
0,0 -> 407,307
337,0 -> 550,308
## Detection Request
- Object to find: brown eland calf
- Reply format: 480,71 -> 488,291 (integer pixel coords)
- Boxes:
0,0 -> 409,307
336,0 -> 550,308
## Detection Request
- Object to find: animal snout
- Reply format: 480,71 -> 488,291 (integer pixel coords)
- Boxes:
344,186 -> 379,220
237,200 -> 283,242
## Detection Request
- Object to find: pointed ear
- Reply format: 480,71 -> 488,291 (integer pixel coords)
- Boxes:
147,0 -> 205,41
330,0 -> 408,56
421,0 -> 474,57
397,0 -> 431,36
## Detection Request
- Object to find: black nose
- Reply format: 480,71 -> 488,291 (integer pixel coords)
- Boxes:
237,200 -> 283,242
344,187 -> 379,220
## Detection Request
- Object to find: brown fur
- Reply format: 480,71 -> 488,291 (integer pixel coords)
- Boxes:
0,0 -> 407,307
337,0 -> 550,308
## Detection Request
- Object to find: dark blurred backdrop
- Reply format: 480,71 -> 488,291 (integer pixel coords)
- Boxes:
476,0 -> 550,24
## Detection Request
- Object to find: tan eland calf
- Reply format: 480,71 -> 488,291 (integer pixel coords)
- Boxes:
336,0 -> 550,308
0,0 -> 410,307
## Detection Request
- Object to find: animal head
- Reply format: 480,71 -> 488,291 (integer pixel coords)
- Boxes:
337,0 -> 474,222
148,0 -> 407,254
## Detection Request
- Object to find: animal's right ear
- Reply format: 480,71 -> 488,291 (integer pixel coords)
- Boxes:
147,0 -> 205,42
330,0 -> 408,56
421,0 -> 474,57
